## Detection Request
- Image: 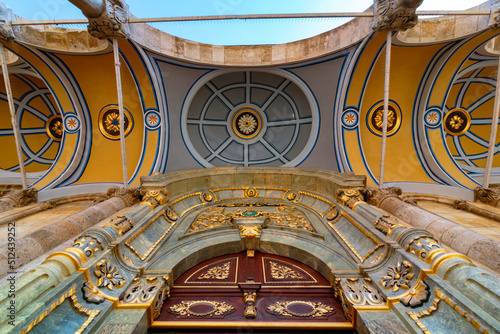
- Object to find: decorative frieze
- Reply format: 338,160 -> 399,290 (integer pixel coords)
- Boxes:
373,0 -> 423,31
365,187 -> 402,207
87,0 -> 129,39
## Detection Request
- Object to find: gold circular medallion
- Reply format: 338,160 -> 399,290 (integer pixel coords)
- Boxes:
443,108 -> 471,136
246,188 -> 257,197
98,105 -> 134,140
46,115 -> 63,141
231,107 -> 263,141
367,101 -> 402,136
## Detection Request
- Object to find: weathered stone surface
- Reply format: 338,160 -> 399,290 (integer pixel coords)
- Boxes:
373,0 -> 424,32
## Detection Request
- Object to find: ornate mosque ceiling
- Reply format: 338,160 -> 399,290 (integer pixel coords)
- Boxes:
0,9 -> 499,200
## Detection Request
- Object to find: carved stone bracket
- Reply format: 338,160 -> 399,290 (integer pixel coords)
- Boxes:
365,187 -> 402,207
474,187 -> 500,207
87,0 -> 130,39
336,188 -> 365,209
373,0 -> 424,31
490,0 -> 500,30
140,189 -> 169,210
108,187 -> 141,206
0,2 -> 14,41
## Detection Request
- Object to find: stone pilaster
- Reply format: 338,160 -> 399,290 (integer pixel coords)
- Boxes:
87,0 -> 129,39
474,186 -> 500,207
0,2 -> 14,41
373,0 -> 424,31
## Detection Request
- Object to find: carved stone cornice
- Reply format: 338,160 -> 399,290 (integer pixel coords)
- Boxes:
365,187 -> 402,207
107,187 -> 141,206
0,2 -> 14,41
373,0 -> 423,32
474,187 -> 500,207
336,188 -> 365,209
490,0 -> 500,30
2,188 -> 38,207
87,0 -> 129,39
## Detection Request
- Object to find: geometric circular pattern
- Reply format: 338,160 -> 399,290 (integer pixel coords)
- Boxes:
424,109 -> 441,127
98,105 -> 134,140
342,110 -> 358,128
64,114 -> 80,133
182,70 -> 319,167
443,108 -> 471,136
367,101 -> 402,136
145,110 -> 161,130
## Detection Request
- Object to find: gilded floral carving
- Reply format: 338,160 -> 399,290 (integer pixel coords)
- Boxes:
267,301 -> 334,318
400,281 -> 429,307
380,261 -> 414,292
270,261 -> 303,280
94,260 -> 126,290
197,262 -> 230,280
169,300 -> 235,317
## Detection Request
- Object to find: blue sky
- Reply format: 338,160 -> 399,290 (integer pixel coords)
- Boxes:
5,0 -> 488,45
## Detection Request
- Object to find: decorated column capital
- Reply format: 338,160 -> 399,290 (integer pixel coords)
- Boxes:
87,0 -> 129,39
0,2 -> 14,41
474,186 -> 500,207
140,188 -> 169,210
372,0 -> 424,32
490,0 -> 500,30
107,187 -> 141,206
365,187 -> 402,207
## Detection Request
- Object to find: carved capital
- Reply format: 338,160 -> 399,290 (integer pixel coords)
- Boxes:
87,0 -> 129,39
119,275 -> 169,321
103,215 -> 133,237
474,187 -> 500,207
490,0 -> 500,30
107,187 -> 141,206
2,188 -> 38,207
453,200 -> 471,211
365,187 -> 402,207
405,236 -> 444,263
336,188 -> 365,209
0,2 -> 14,41
373,0 -> 423,31
140,189 -> 169,209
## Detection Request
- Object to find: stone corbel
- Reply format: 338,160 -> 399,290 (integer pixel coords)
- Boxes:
107,187 -> 141,206
87,0 -> 130,39
0,2 -> 14,41
372,0 -> 424,32
365,187 -> 401,207
490,0 -> 500,30
474,186 -> 500,207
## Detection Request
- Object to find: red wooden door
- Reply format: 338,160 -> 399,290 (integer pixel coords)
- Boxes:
153,252 -> 353,332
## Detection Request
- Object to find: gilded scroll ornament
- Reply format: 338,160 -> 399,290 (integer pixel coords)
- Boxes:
374,215 -> 402,237
270,261 -> 303,280
380,261 -> 414,292
121,276 -> 168,305
197,262 -> 230,280
141,189 -> 169,209
239,225 -> 262,239
82,282 -> 105,304
188,207 -> 232,232
406,236 -> 443,262
268,206 -> 315,232
95,260 -> 126,290
103,215 -> 133,237
336,278 -> 385,307
400,281 -> 429,307
336,188 -> 365,209
267,301 -> 334,318
169,300 -> 235,317
166,209 -> 178,221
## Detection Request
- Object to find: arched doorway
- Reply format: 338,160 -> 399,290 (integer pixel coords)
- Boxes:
150,252 -> 354,333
